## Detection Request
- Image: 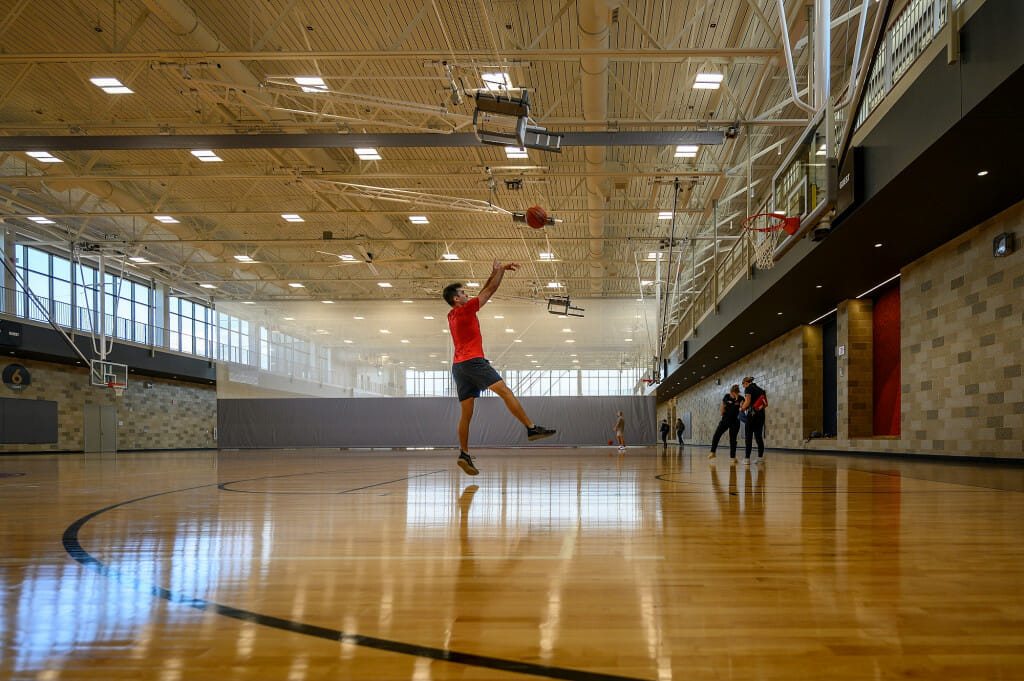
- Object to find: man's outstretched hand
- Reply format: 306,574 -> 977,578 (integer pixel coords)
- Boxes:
493,259 -> 520,273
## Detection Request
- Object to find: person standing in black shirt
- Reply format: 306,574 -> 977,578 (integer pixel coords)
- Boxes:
708,384 -> 742,462
740,376 -> 768,464
659,419 -> 670,447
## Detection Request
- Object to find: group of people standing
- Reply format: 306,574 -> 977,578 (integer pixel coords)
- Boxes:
708,376 -> 767,465
659,418 -> 685,447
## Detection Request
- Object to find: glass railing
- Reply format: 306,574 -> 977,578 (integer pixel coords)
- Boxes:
855,0 -> 966,130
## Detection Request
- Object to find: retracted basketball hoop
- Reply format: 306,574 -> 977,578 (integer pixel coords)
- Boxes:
741,212 -> 800,236
744,212 -> 800,271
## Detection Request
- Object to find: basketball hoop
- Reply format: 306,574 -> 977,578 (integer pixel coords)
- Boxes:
741,212 -> 800,236
743,213 -> 799,271
108,382 -> 126,397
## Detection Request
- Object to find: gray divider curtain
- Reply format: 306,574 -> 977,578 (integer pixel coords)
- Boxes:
218,395 -> 655,449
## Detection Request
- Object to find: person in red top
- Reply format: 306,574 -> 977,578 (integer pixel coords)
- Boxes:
443,259 -> 556,475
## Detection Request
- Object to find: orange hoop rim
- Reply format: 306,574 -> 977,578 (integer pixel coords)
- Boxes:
741,212 -> 799,235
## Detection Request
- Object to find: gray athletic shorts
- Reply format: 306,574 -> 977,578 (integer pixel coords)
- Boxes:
452,357 -> 503,402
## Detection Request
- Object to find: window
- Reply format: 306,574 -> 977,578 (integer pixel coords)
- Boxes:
405,370 -> 454,397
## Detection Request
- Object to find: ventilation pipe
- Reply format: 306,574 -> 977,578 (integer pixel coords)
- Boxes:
578,0 -> 611,295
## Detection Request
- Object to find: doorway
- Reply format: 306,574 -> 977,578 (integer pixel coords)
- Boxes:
84,404 -> 117,452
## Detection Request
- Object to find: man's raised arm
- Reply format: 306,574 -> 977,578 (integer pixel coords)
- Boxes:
477,259 -> 519,306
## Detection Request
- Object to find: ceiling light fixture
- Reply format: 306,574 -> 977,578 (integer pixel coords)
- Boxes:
191,149 -> 222,162
90,77 -> 132,94
154,215 -> 179,223
281,214 -> 304,222
377,282 -> 392,287
355,147 -> 381,160
294,76 -> 327,92
481,72 -> 512,90
857,273 -> 901,299
504,146 -> 529,159
693,73 -> 724,89
409,215 -> 429,224
26,151 -> 62,163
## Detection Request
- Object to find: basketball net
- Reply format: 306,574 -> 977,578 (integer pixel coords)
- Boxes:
108,382 -> 125,398
743,213 -> 798,270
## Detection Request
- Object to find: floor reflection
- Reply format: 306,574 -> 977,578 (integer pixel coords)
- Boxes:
1,448 -> 1023,680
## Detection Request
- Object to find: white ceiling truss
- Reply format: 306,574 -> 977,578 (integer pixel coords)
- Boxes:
0,0 -> 886,370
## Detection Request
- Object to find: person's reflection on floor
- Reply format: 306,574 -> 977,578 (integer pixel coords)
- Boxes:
710,459 -> 740,515
450,484 -> 480,653
744,464 -> 766,516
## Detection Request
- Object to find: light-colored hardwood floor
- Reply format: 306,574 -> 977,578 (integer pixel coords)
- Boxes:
2,447 -> 1023,680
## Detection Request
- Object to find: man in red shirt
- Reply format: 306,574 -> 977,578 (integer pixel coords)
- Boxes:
443,259 -> 556,475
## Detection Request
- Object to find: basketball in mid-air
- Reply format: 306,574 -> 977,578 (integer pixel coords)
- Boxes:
526,205 -> 547,229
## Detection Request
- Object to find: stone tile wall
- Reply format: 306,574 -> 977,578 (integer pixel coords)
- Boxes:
671,328 -> 806,450
837,299 -> 874,438
0,357 -> 216,453
895,200 -> 1023,458
671,198 -> 1023,460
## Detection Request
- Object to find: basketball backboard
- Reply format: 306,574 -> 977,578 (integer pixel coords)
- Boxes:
772,108 -> 837,223
90,359 -> 128,392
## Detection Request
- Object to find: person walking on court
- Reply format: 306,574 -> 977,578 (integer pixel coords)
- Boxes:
443,260 -> 556,476
613,411 -> 626,452
675,417 -> 685,446
740,376 -> 768,465
660,419 -> 670,448
708,384 -> 742,463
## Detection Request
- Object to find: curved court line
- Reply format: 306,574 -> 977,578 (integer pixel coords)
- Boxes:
62,481 -> 651,681
218,469 -> 444,494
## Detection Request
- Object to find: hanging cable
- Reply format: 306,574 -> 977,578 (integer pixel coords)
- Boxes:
656,178 -> 681,375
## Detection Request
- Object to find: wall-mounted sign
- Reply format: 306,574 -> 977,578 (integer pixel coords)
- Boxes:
0,320 -> 23,347
2,364 -> 30,390
836,345 -> 846,357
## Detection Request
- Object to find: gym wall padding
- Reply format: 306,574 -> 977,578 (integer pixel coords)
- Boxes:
1,397 -> 58,444
217,395 -> 656,449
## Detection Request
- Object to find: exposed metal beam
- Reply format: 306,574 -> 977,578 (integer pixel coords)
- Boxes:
0,131 -> 726,152
0,48 -> 781,65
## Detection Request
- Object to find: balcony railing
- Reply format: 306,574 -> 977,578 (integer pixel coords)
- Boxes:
855,0 -> 965,131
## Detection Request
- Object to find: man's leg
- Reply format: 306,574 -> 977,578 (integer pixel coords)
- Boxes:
487,379 -> 556,441
458,398 -> 475,452
487,379 -> 531,426
457,398 -> 479,475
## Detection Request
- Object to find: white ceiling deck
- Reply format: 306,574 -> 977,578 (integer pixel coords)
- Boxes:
0,0 -> 883,371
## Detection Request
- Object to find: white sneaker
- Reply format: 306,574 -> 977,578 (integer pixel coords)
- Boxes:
742,458 -> 750,466
708,452 -> 717,460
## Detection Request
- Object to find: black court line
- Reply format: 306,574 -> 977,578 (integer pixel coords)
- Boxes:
218,469 -> 444,494
62,481 -> 651,681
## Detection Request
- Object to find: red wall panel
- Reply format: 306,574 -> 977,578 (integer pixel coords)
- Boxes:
872,285 -> 901,435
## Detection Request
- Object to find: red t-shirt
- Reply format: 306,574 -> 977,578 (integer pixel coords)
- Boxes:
448,297 -> 485,363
